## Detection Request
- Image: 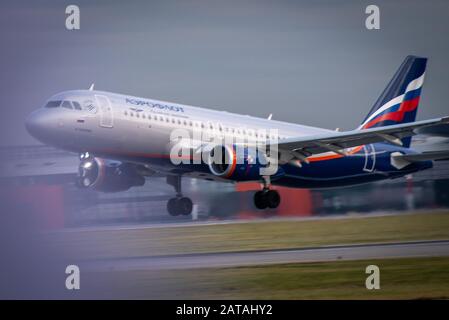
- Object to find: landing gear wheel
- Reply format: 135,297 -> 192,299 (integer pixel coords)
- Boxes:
254,190 -> 281,209
167,197 -> 193,216
166,176 -> 193,216
167,198 -> 180,216
254,191 -> 268,209
178,197 -> 193,216
266,190 -> 280,209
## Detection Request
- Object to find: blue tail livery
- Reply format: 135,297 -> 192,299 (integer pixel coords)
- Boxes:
360,56 -> 427,147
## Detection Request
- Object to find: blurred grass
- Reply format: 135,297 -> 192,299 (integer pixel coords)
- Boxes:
48,211 -> 449,259
84,256 -> 449,299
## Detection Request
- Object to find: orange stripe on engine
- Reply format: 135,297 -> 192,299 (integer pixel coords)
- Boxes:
225,147 -> 237,178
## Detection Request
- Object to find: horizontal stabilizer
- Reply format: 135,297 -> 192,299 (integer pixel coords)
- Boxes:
394,150 -> 449,162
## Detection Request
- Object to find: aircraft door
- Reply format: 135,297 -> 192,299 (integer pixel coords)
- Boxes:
95,95 -> 113,128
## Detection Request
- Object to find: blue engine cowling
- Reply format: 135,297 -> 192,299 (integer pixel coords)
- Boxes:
207,145 -> 284,181
77,157 -> 145,192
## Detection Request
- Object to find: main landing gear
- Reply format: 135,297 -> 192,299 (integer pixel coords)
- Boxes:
253,176 -> 281,210
166,175 -> 193,216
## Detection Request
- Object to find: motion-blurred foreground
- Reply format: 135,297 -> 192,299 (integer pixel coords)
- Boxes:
0,132 -> 449,299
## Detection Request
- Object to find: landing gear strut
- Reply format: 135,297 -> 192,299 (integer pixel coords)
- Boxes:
253,176 -> 280,210
166,175 -> 193,216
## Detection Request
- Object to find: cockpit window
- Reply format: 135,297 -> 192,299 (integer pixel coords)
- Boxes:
45,100 -> 62,108
72,101 -> 82,110
62,100 -> 73,109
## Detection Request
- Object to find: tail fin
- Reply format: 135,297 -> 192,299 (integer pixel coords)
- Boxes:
359,55 -> 427,147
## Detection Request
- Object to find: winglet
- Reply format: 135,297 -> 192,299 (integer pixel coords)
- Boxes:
89,83 -> 95,91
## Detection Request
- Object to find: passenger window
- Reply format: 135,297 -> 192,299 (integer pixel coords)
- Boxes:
62,101 -> 73,109
45,100 -> 62,108
72,101 -> 82,110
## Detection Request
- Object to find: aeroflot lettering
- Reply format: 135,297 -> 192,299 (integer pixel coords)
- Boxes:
126,98 -> 184,113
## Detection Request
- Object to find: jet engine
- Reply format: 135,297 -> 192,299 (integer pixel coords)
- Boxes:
77,157 -> 145,192
207,145 -> 282,181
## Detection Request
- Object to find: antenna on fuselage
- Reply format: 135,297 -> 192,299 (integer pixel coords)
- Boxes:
88,83 -> 95,91
267,113 -> 273,120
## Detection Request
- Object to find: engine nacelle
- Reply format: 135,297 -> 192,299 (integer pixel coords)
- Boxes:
77,158 -> 145,192
207,145 -> 283,181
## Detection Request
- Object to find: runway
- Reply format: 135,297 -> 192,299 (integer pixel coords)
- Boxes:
62,209 -> 449,232
83,239 -> 449,271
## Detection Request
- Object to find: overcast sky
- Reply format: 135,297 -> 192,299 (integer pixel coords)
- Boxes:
1,0 -> 448,146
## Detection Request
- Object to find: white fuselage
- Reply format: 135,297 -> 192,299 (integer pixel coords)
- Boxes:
26,89 -> 332,171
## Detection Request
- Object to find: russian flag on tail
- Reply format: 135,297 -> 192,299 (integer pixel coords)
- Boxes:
360,56 -> 427,147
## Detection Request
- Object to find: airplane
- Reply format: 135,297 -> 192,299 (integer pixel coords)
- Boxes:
25,56 -> 449,216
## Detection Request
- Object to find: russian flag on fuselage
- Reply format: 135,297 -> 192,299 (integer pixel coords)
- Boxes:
359,56 -> 427,147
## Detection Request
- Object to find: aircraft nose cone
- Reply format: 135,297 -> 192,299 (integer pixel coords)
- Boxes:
25,109 -> 53,142
25,110 -> 42,137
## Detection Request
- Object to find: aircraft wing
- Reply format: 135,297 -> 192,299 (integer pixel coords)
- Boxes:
274,116 -> 449,162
